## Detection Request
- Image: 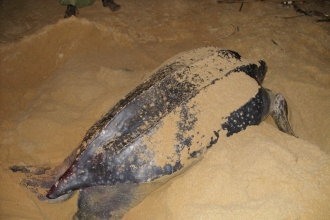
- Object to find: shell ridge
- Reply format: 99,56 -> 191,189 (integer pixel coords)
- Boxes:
74,61 -> 188,158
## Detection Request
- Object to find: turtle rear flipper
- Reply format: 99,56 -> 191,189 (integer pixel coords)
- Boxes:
270,93 -> 297,137
9,164 -> 76,202
74,184 -> 140,220
74,182 -> 165,220
9,146 -> 79,202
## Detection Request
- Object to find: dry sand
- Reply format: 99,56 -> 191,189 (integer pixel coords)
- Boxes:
0,0 -> 330,219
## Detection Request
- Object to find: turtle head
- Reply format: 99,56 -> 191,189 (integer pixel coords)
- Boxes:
256,60 -> 267,84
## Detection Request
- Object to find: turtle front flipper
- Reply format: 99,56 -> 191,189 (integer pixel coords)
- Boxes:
269,93 -> 297,137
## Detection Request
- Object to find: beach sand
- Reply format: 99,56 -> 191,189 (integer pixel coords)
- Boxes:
1,0 -> 329,219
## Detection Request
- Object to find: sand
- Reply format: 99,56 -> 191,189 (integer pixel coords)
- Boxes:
0,0 -> 330,219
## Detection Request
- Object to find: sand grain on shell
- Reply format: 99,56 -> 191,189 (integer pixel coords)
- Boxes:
1,0 -> 330,219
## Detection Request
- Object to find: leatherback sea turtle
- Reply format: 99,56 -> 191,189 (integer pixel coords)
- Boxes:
10,46 -> 296,219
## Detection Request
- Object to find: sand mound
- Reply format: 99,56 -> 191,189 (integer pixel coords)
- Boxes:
124,123 -> 330,219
